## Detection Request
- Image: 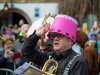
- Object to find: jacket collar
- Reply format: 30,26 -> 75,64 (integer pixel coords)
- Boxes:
55,48 -> 72,60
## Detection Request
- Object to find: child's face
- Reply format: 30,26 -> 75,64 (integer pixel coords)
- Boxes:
89,39 -> 96,46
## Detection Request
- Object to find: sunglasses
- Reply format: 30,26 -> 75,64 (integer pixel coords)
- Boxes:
48,33 -> 65,40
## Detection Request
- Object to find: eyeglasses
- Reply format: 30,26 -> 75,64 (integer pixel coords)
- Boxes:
49,33 -> 65,40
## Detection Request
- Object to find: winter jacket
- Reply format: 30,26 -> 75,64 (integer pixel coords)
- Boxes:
21,33 -> 89,75
0,48 -> 26,70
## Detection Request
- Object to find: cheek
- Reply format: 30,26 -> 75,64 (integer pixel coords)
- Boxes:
43,38 -> 47,43
37,41 -> 40,46
4,45 -> 7,49
90,40 -> 95,43
8,44 -> 13,48
61,42 -> 67,48
59,40 -> 67,47
62,40 -> 71,47
10,44 -> 14,47
38,40 -> 44,45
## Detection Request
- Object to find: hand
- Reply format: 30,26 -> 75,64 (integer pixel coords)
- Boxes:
36,23 -> 50,36
4,50 -> 13,59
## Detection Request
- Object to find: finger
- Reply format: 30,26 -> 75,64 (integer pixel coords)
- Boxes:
6,51 -> 9,53
43,22 -> 47,26
44,23 -> 50,29
45,24 -> 50,29
44,27 -> 50,32
42,19 -> 47,25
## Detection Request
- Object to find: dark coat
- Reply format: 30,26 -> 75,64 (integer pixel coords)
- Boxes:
14,36 -> 26,51
0,48 -> 26,70
21,33 -> 89,75
0,49 -> 15,70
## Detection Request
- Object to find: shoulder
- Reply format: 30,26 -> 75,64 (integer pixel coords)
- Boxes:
71,50 -> 86,65
14,39 -> 20,43
0,50 -> 4,59
64,50 -> 89,75
0,49 -> 4,55
74,51 -> 86,62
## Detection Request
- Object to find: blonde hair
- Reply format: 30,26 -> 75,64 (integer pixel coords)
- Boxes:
2,35 -> 14,47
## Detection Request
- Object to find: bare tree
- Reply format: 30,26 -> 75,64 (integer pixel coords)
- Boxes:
58,0 -> 100,20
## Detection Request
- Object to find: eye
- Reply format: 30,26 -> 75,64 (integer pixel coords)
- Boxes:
56,33 -> 65,38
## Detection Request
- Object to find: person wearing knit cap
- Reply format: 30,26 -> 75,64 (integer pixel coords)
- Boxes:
88,32 -> 97,47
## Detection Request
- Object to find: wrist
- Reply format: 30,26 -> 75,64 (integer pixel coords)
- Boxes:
35,30 -> 41,36
3,56 -> 7,60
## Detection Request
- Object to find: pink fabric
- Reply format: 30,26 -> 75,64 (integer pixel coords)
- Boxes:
49,15 -> 78,42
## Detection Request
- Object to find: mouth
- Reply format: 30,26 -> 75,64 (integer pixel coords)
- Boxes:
54,42 -> 59,45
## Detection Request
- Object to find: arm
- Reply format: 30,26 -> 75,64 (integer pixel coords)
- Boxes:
21,23 -> 50,66
21,33 -> 41,60
21,33 -> 40,56
0,50 -> 15,68
0,55 -> 7,68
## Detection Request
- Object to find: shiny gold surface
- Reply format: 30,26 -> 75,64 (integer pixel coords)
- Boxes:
42,59 -> 58,75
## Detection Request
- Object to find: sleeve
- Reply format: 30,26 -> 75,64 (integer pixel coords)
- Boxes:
0,56 -> 7,68
21,33 -> 44,66
69,57 -> 89,75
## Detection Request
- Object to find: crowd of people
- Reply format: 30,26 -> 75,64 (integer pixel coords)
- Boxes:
0,14 -> 100,75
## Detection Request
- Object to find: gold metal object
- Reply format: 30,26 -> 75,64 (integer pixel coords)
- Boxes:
42,59 -> 58,75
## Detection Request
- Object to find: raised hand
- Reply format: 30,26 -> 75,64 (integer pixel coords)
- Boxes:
4,50 -> 13,59
36,23 -> 50,36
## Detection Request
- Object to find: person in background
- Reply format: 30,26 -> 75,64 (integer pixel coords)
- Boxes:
5,31 -> 16,41
21,14 -> 89,75
0,31 -> 16,52
88,32 -> 97,47
83,45 -> 99,75
0,36 -> 15,70
36,35 -> 53,53
28,34 -> 53,68
17,19 -> 25,33
0,36 -> 26,71
72,30 -> 88,55
23,16 -> 54,68
14,24 -> 30,51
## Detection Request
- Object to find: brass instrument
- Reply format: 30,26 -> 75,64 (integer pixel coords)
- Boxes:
42,58 -> 58,75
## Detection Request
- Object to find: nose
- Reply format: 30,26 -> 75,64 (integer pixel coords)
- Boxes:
39,38 -> 44,43
54,36 -> 59,41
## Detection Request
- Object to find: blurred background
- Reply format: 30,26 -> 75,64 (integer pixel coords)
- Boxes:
0,0 -> 58,26
0,0 -> 100,31
0,1 -> 100,75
